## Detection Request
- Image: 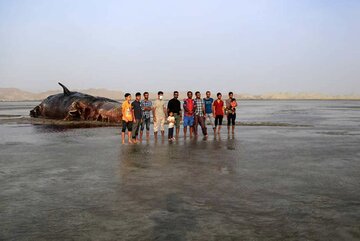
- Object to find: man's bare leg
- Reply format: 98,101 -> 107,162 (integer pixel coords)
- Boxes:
183,127 -> 187,139
121,132 -> 125,144
128,132 -> 133,143
176,127 -> 180,139
154,131 -> 158,140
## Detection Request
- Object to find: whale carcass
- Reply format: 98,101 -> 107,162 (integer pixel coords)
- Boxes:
30,83 -> 122,123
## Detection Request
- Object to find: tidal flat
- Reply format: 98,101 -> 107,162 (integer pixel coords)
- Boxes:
0,100 -> 359,241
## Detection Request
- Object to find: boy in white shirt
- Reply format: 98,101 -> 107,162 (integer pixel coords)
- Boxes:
167,112 -> 175,141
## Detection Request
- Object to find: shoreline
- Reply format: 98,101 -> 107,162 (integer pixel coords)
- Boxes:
1,99 -> 360,102
0,117 -> 311,128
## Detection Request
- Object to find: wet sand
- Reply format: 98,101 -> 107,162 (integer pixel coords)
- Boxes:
0,101 -> 359,240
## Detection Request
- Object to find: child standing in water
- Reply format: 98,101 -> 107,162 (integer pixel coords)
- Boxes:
167,112 -> 175,141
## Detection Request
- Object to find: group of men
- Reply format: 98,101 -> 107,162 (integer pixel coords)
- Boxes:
121,91 -> 237,144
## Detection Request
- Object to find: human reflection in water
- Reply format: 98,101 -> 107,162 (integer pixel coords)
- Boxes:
150,193 -> 197,241
117,143 -> 198,240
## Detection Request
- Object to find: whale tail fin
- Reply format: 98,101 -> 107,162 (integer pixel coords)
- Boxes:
58,82 -> 71,96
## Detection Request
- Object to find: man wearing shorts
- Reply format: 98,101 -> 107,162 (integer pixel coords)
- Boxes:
212,92 -> 224,134
131,92 -> 142,143
226,92 -> 238,134
203,91 -> 215,133
167,91 -> 182,139
140,92 -> 152,140
153,91 -> 167,139
121,93 -> 133,144
183,91 -> 196,138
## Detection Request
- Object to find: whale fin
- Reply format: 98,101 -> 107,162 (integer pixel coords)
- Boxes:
58,82 -> 71,95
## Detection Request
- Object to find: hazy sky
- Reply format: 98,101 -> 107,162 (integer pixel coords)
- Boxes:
0,0 -> 359,94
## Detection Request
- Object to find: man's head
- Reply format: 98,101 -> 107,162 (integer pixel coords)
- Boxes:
135,92 -> 141,101
187,91 -> 193,99
143,91 -> 149,100
217,92 -> 222,100
228,92 -> 233,99
195,91 -> 201,99
158,91 -> 164,100
206,91 -> 211,98
173,91 -> 179,99
124,93 -> 131,101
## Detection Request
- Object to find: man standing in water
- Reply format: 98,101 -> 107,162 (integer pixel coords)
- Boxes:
153,91 -> 167,139
203,91 -> 215,133
140,92 -> 152,140
183,91 -> 196,138
212,92 -> 224,134
226,92 -> 238,134
167,91 -> 182,139
194,91 -> 207,137
131,92 -> 142,143
121,93 -> 133,144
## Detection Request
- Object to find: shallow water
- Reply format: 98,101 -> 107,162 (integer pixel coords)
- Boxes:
0,101 -> 359,241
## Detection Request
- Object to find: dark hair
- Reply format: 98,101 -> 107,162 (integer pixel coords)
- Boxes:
135,92 -> 141,97
195,91 -> 200,95
173,91 -> 179,94
143,91 -> 149,95
187,91 -> 192,95
206,91 -> 210,94
231,98 -> 236,101
124,93 -> 131,98
158,91 -> 163,95
229,92 -> 233,95
217,92 -> 222,97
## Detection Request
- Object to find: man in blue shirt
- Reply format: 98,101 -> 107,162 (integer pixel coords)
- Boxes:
203,91 -> 215,132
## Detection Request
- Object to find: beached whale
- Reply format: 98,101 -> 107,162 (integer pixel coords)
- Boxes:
30,83 -> 122,123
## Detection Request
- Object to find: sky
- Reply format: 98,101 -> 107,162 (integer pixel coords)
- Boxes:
0,0 -> 359,94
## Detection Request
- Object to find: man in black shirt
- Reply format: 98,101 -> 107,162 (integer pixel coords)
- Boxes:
167,91 -> 182,138
131,92 -> 142,143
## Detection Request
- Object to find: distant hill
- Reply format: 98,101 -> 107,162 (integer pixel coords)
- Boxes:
0,88 -> 359,101
0,88 -> 124,101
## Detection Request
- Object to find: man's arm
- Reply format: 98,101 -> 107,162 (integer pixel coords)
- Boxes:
167,100 -> 171,114
193,100 -> 197,115
202,101 -> 205,115
152,104 -> 156,122
183,100 -> 188,113
146,101 -> 152,111
131,103 -> 136,122
163,104 -> 167,117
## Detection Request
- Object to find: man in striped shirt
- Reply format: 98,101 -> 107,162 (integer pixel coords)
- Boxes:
194,91 -> 207,137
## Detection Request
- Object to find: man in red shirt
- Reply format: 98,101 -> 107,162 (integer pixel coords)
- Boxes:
183,91 -> 196,138
212,92 -> 224,134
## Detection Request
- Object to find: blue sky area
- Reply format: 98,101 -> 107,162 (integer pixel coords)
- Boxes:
0,0 -> 359,94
